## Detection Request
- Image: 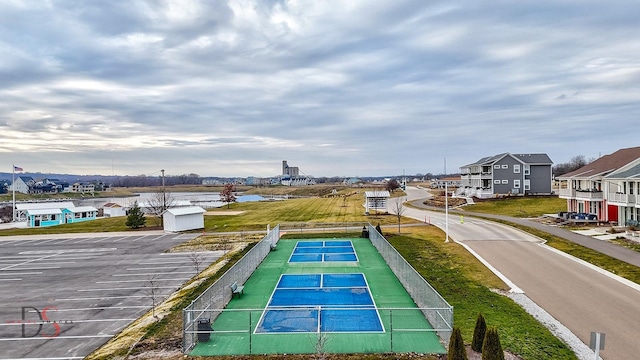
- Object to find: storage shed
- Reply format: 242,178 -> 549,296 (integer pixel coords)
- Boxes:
102,203 -> 126,217
163,206 -> 206,232
364,191 -> 390,214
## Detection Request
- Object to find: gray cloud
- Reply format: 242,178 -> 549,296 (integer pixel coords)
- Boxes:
1,0 -> 639,177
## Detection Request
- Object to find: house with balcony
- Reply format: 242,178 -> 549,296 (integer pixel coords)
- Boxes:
459,153 -> 553,199
605,161 -> 640,227
556,146 -> 640,224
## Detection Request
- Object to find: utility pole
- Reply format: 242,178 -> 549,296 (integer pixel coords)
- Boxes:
161,169 -> 166,213
444,157 -> 449,243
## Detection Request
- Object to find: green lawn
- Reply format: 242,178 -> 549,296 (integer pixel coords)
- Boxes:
464,196 -> 566,217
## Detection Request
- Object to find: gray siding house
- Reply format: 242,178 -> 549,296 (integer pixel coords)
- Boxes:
459,153 -> 553,198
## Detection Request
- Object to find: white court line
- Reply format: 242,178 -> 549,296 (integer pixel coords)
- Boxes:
113,271 -> 194,277
78,286 -> 175,292
96,278 -> 191,283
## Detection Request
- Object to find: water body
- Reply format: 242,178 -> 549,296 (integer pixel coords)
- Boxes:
80,192 -> 267,209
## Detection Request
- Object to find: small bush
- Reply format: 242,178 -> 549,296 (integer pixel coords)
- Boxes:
448,327 -> 468,360
471,313 -> 487,352
482,328 -> 505,360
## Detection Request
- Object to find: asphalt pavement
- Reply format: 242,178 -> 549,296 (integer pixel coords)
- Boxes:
397,187 -> 640,360
0,232 -> 224,359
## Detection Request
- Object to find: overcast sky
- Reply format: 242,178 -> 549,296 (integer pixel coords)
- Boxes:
1,1 -> 638,178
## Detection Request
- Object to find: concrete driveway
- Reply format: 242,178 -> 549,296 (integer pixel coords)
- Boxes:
392,187 -> 640,360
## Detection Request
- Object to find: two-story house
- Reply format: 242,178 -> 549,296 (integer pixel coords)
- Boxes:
459,153 -> 553,198
557,146 -> 640,224
9,176 -> 34,194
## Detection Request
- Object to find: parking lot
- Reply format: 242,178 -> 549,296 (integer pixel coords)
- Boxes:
0,232 -> 224,359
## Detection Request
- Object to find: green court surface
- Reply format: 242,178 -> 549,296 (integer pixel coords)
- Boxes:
190,237 -> 446,355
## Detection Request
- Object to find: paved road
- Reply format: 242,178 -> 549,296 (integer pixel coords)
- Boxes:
0,232 -> 224,359
394,187 -> 640,360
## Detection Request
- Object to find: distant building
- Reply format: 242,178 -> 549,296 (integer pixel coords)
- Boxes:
459,153 -> 553,198
281,160 -> 314,186
282,160 -> 300,177
9,176 -> 34,194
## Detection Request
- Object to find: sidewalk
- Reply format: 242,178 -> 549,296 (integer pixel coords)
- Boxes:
409,198 -> 640,268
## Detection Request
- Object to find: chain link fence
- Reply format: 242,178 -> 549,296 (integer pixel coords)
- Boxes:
183,307 -> 448,355
183,223 -> 453,353
182,224 -> 280,352
367,223 -> 453,344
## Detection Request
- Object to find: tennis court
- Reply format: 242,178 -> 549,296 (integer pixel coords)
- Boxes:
255,273 -> 383,333
289,240 -> 358,263
189,237 -> 447,355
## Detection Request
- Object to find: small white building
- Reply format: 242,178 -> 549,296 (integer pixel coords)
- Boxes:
163,206 -> 206,232
102,203 -> 126,217
364,191 -> 390,214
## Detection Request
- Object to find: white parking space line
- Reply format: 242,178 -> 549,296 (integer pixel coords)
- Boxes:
3,266 -> 61,270
0,272 -> 42,276
96,278 -> 191,283
0,335 -> 115,341
0,278 -> 21,281
126,266 -> 194,270
54,306 -> 149,311
112,271 -> 194,277
1,254 -> 58,271
55,295 -> 163,301
78,286 -> 176,292
138,261 -> 191,265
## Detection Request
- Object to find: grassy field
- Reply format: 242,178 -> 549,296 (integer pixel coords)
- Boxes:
385,227 -> 576,359
0,189 -> 412,235
463,196 -> 566,218
205,191 -> 411,231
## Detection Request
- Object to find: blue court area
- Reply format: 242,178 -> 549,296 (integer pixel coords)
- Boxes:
289,240 -> 358,263
255,273 -> 384,333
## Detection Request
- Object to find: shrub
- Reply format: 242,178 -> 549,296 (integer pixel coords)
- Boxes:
471,313 -> 487,352
448,327 -> 468,360
375,223 -> 382,234
482,328 -> 505,360
126,201 -> 146,229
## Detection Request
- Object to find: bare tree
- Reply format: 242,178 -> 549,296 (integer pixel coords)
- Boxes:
392,197 -> 407,233
188,252 -> 206,273
219,183 -> 237,209
146,191 -> 175,226
147,275 -> 161,319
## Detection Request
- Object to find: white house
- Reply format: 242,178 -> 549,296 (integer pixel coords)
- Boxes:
9,176 -> 34,194
163,206 -> 206,232
102,203 -> 126,217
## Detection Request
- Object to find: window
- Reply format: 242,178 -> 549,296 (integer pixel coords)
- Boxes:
501,180 -> 508,184
494,164 -> 500,169
501,164 -> 508,169
524,179 -> 530,190
494,180 -> 500,184
514,164 -> 520,173
514,180 -> 520,188
524,165 -> 530,175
